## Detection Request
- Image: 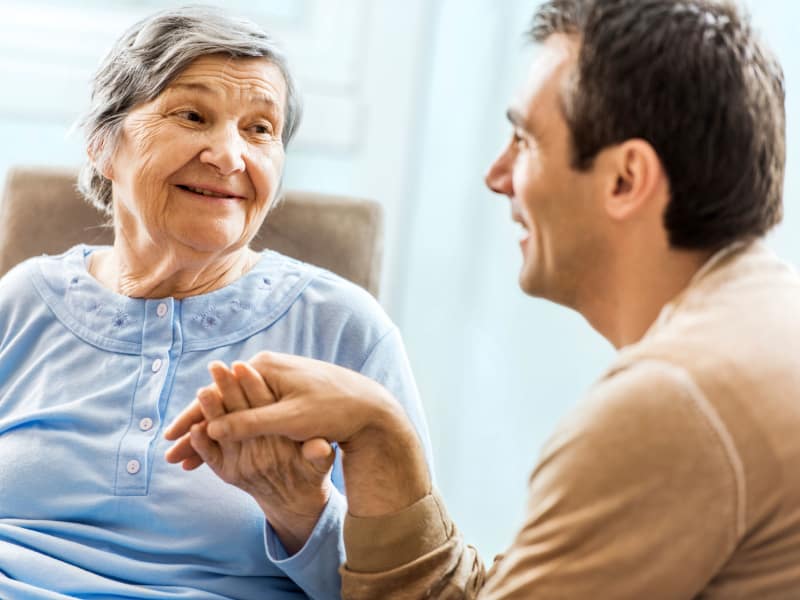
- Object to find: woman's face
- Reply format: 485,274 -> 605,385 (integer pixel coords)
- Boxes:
105,54 -> 287,258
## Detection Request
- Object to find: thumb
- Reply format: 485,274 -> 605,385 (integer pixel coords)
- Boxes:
302,437 -> 335,474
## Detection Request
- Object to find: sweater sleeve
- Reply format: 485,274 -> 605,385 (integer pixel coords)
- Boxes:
341,359 -> 744,599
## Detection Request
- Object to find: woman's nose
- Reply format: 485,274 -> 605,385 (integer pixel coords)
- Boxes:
199,125 -> 246,176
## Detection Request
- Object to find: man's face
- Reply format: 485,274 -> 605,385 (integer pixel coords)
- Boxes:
485,35 -> 608,308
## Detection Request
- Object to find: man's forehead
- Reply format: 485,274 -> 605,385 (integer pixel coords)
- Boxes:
510,35 -> 576,123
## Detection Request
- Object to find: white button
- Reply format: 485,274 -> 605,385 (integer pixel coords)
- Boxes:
151,358 -> 163,372
126,460 -> 141,474
156,303 -> 168,317
139,417 -> 154,431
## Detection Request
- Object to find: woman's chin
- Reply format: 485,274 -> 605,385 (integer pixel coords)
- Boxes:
169,230 -> 246,257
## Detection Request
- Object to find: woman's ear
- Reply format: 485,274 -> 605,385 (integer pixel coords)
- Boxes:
600,139 -> 667,221
87,142 -> 114,180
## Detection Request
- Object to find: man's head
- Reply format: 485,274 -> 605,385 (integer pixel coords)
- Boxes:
486,0 -> 785,303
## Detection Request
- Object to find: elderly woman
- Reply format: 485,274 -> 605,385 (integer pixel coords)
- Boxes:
0,6 -> 432,599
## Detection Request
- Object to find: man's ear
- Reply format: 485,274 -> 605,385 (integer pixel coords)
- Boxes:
599,139 -> 667,221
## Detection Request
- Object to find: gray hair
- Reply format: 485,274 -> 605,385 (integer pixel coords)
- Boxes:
77,5 -> 302,214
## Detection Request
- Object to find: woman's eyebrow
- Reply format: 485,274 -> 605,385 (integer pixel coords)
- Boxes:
169,82 -> 217,96
169,82 -> 281,110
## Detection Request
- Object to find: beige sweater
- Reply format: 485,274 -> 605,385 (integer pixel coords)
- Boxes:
340,242 -> 800,599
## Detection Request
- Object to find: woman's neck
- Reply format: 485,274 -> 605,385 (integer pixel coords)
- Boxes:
88,242 -> 260,299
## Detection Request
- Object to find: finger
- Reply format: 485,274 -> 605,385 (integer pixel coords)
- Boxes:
209,361 -> 249,412
248,351 -> 297,396
302,438 -> 335,474
190,422 -> 223,471
181,454 -> 205,471
232,361 -> 276,408
164,399 -> 205,440
198,384 -> 243,456
207,401 -> 321,443
165,431 -> 202,464
197,385 -> 226,421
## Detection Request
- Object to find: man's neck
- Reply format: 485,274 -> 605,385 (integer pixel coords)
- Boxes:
579,247 -> 715,350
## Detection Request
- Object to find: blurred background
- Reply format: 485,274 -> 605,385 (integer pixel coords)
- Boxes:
1,0 -> 797,559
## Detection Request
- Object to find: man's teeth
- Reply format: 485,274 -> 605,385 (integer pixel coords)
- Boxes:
185,186 -> 229,198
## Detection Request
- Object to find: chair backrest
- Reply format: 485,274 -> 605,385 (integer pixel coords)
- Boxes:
0,166 -> 383,297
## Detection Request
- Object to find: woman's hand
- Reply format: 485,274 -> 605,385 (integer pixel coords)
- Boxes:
165,360 -> 334,555
167,351 -> 430,519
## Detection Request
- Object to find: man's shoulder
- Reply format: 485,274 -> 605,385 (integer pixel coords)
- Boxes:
578,359 -> 706,431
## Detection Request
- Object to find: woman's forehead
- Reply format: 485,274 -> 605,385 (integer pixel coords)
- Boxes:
167,54 -> 287,103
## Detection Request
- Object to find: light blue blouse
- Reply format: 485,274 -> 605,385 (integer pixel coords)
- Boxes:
0,245 -> 433,599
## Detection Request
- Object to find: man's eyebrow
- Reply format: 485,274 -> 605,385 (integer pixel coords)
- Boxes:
506,108 -> 537,138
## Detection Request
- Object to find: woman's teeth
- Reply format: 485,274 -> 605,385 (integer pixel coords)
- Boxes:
184,185 -> 229,198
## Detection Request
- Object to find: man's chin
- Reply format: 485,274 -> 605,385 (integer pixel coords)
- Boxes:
518,268 -> 541,298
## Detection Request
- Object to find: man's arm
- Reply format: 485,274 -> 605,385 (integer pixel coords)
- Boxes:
341,358 -> 741,598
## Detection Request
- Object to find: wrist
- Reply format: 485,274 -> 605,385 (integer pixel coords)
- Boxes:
341,403 -> 430,517
257,483 -> 332,555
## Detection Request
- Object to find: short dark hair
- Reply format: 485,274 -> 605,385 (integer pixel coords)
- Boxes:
530,0 -> 786,250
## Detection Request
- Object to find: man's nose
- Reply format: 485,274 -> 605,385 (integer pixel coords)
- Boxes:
485,146 -> 514,197
200,124 -> 246,176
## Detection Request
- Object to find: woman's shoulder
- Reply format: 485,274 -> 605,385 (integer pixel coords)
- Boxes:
253,250 -> 395,346
0,245 -> 90,293
260,250 -> 388,319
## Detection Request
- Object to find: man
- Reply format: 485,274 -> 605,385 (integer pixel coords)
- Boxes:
166,0 -> 800,597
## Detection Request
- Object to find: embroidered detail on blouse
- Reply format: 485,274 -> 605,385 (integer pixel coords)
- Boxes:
112,309 -> 130,328
230,299 -> 252,313
193,306 -> 222,328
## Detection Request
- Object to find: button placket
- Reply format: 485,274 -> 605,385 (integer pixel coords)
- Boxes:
116,299 -> 175,494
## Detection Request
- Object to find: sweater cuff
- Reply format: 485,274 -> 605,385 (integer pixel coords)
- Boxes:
344,489 -> 452,573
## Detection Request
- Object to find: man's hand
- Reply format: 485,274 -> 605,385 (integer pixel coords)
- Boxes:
166,351 -> 431,518
165,360 -> 334,554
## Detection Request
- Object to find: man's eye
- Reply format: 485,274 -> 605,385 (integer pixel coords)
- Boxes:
513,132 -> 526,147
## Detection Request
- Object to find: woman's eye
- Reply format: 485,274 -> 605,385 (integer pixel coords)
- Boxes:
251,123 -> 273,135
177,110 -> 203,123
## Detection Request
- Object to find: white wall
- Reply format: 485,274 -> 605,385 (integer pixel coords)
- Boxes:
1,0 -> 798,561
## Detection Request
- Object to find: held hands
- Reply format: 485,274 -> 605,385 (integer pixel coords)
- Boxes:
164,360 -> 334,554
165,352 -> 431,520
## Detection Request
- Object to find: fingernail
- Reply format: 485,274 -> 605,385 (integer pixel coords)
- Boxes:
207,420 -> 228,439
197,389 -> 213,406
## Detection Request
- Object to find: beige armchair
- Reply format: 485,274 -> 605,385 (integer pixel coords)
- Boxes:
0,166 -> 383,297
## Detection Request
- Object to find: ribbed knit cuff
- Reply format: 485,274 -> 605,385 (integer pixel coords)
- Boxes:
344,490 -> 452,573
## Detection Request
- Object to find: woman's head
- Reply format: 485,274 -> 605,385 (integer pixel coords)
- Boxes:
77,6 -> 302,259
78,5 -> 301,215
